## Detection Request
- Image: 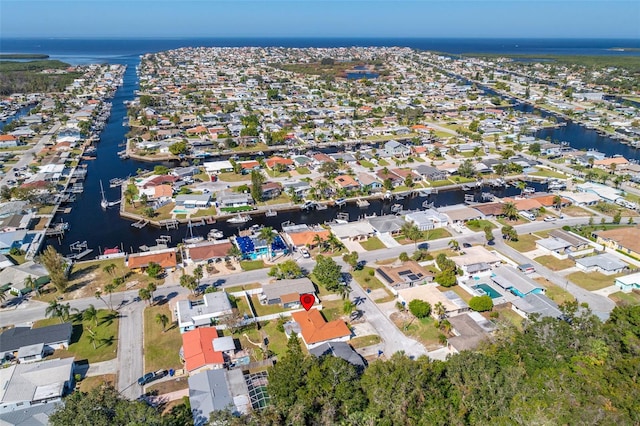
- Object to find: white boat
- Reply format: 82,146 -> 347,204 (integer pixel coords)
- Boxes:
265,209 -> 277,217
184,220 -> 204,244
100,180 -> 108,209
227,214 -> 251,224
334,198 -> 347,207
208,229 -> 224,240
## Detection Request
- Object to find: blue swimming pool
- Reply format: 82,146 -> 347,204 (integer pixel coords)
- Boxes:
236,235 -> 288,259
472,283 -> 502,299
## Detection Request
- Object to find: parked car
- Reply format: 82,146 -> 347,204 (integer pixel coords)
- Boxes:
543,216 -> 556,222
300,248 -> 310,258
462,242 -> 472,248
154,369 -> 168,380
138,372 -> 154,386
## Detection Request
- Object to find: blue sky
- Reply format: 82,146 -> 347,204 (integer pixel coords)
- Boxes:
2,0 -> 639,39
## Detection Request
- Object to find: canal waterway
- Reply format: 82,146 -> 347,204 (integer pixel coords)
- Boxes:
48,55 -> 636,256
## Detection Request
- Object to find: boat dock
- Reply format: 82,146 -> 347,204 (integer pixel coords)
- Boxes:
356,198 -> 370,208
131,219 -> 149,228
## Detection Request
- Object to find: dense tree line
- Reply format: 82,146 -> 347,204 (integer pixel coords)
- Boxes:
0,60 -> 81,95
51,305 -> 639,425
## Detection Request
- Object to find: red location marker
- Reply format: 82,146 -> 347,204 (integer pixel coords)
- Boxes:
300,294 -> 315,311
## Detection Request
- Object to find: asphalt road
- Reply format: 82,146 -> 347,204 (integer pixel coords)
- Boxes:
117,303 -> 145,399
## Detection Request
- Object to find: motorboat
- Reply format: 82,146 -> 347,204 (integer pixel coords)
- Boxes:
227,214 -> 252,224
207,229 -> 224,240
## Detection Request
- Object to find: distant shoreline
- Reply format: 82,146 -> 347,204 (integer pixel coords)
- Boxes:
0,53 -> 50,59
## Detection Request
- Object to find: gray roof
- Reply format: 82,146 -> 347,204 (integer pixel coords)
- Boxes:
576,253 -> 627,271
0,400 -> 62,426
0,323 -> 72,354
512,293 -> 562,319
309,342 -> 366,368
443,290 -> 469,310
536,237 -> 573,251
549,229 -> 590,247
491,266 -> 542,295
175,193 -> 212,203
261,278 -> 316,303
17,343 -> 44,359
189,369 -> 234,426
447,314 -> 491,352
367,215 -> 406,234
176,292 -> 232,327
415,165 -> 443,176
212,336 -> 236,353
188,369 -> 249,426
0,357 -> 74,405
0,261 -> 49,290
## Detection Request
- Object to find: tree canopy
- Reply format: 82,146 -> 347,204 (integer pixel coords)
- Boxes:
312,255 -> 343,291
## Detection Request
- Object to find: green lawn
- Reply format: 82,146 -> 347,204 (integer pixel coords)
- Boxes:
235,296 -> 254,318
441,285 -> 472,303
143,305 -> 182,372
349,335 -> 382,348
33,309 -> 118,363
320,299 -> 344,322
261,320 -> 291,357
505,234 -> 539,252
266,169 -> 290,178
391,314 -> 442,349
250,294 -> 288,317
466,219 -> 497,232
377,158 -> 390,166
395,227 -> 451,244
543,283 -> 575,305
218,172 -> 251,182
359,160 -> 375,168
609,291 -> 640,306
429,179 -> 454,187
360,236 -> 386,251
225,283 -> 262,293
567,271 -> 620,291
220,205 -> 254,213
492,307 -> 524,330
295,167 -> 311,175
533,255 -> 575,271
240,260 -> 267,271
351,267 -> 386,291
529,169 -> 567,179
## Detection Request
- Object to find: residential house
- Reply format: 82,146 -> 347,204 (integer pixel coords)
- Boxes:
491,266 -> 545,297
376,261 -> 434,291
282,181 -> 312,198
593,157 -> 629,171
367,215 -> 406,235
356,173 -> 382,192
439,206 -> 484,224
126,248 -> 178,273
0,323 -> 72,360
260,278 -> 316,308
0,135 -> 18,148
375,169 -> 403,187
265,156 -> 294,170
575,253 -> 627,275
186,240 -> 234,264
452,246 -> 502,277
398,285 -> 469,318
171,166 -> 201,179
234,233 -> 288,260
391,168 -> 421,185
328,221 -> 376,242
203,160 -> 234,175
593,225 -> 640,259
188,369 -> 250,426
614,272 -> 640,293
309,342 -> 366,370
414,164 -> 447,182
282,223 -> 331,249
0,261 -> 49,295
181,327 -> 225,372
261,182 -> 282,200
383,140 -> 410,157
0,357 -> 74,422
176,292 -> 233,332
447,312 -> 495,353
405,209 -> 449,231
334,175 -> 360,191
175,193 -> 212,210
511,293 -> 563,319
287,309 -> 351,349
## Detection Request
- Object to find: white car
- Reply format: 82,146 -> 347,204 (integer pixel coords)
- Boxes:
543,216 -> 557,222
300,248 -> 310,258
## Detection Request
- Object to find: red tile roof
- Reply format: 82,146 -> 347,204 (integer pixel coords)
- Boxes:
182,328 -> 224,371
291,309 -> 351,345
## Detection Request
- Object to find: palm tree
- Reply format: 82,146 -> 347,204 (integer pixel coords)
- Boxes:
502,202 -> 518,221
0,288 -> 6,304
138,288 -> 151,305
448,240 -> 460,252
516,181 -> 526,196
259,227 -> 276,259
45,300 -> 62,322
104,283 -> 116,312
227,245 -> 242,261
24,275 -> 38,296
95,290 -> 109,309
147,282 -> 157,304
83,304 -> 99,326
103,263 -> 117,278
401,222 -> 422,248
312,233 -> 325,251
553,194 -> 563,212
180,274 -> 197,295
434,301 -> 446,319
155,313 -> 170,332
87,330 -> 99,350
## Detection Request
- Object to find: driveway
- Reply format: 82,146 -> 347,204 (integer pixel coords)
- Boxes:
116,303 -> 144,400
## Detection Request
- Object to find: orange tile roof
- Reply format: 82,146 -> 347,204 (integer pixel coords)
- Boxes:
503,198 -> 543,211
182,327 -> 224,371
265,156 -> 294,168
0,135 -> 17,141
530,194 -> 570,207
186,125 -> 207,134
188,241 -> 233,262
127,250 -> 177,269
154,184 -> 173,198
334,175 -> 359,188
593,157 -> 629,166
288,230 -> 331,247
280,293 -> 300,304
291,309 -> 351,345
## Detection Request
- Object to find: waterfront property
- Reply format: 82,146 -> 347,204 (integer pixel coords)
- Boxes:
234,234 -> 288,260
126,248 -> 178,274
185,240 -> 234,264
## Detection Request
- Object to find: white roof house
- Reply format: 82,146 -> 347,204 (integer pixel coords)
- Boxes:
203,160 -> 234,174
176,292 -> 233,332
405,209 -> 449,231
615,272 -> 640,293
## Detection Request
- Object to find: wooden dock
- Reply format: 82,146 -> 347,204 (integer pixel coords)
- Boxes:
131,219 -> 149,228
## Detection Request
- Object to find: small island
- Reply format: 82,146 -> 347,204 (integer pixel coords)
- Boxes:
0,53 -> 50,59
